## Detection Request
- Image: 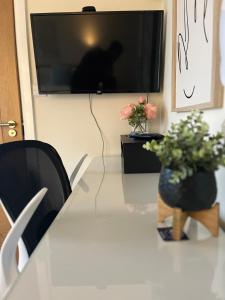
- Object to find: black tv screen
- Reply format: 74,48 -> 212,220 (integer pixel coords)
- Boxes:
31,11 -> 164,94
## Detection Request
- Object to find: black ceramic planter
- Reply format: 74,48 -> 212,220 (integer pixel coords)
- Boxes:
159,168 -> 217,211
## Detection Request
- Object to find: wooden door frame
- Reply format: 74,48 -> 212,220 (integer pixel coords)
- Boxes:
0,0 -> 35,248
14,0 -> 36,139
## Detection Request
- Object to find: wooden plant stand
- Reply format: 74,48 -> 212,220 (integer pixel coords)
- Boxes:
157,194 -> 220,240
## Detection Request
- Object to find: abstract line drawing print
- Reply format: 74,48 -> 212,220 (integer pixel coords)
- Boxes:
177,0 -> 209,100
172,0 -> 224,112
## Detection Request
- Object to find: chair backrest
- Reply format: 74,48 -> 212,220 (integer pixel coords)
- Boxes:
0,140 -> 72,255
0,188 -> 48,297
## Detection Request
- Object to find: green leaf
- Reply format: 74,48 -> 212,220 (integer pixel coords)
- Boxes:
143,110 -> 225,184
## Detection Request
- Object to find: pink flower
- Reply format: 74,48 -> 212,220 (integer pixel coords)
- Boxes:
144,103 -> 157,120
138,96 -> 146,104
120,104 -> 135,120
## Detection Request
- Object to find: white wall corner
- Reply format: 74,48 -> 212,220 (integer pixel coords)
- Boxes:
14,0 -> 36,139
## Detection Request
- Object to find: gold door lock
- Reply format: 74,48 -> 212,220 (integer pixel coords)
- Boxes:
8,129 -> 17,137
0,120 -> 16,129
0,120 -> 17,138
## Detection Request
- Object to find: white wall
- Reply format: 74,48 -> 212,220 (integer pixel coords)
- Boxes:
163,1 -> 225,225
23,0 -> 164,176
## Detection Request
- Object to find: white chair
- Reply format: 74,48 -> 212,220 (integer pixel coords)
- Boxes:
0,154 -> 88,272
0,203 -> 29,273
0,188 -> 47,298
69,153 -> 88,188
0,141 -> 88,273
0,153 -> 88,274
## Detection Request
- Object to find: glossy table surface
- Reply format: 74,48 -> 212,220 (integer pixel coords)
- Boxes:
4,156 -> 225,300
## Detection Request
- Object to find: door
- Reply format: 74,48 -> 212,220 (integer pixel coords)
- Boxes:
0,0 -> 24,246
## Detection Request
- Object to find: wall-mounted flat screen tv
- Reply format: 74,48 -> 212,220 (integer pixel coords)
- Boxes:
31,11 -> 164,94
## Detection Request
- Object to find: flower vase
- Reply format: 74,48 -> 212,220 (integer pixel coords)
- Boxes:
131,119 -> 148,135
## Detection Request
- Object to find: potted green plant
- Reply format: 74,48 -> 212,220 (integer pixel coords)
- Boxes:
143,110 -> 225,211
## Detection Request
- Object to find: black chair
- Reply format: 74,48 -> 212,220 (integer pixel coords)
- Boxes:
0,140 -> 72,257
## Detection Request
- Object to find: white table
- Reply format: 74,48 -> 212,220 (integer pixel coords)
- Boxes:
4,156 -> 225,300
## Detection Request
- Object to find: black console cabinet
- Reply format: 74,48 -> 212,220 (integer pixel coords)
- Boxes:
120,135 -> 162,173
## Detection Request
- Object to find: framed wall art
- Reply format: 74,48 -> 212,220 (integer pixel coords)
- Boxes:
172,0 -> 224,112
